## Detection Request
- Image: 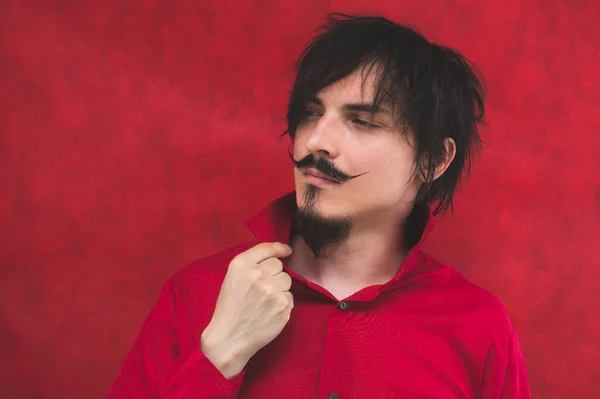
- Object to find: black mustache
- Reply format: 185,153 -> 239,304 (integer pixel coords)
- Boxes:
287,151 -> 366,182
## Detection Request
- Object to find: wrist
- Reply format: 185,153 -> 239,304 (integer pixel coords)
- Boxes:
200,328 -> 247,379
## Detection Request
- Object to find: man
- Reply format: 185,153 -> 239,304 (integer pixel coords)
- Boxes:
108,14 -> 531,399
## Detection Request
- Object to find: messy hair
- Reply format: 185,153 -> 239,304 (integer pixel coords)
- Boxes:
282,13 -> 485,215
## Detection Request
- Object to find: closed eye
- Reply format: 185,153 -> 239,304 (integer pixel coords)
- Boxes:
353,119 -> 379,129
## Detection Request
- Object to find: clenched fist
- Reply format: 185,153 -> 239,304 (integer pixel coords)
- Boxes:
200,242 -> 294,378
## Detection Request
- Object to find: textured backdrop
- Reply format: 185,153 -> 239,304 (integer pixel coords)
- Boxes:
1,1 -> 599,398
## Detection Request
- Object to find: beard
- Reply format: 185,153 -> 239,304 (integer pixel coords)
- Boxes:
292,184 -> 352,260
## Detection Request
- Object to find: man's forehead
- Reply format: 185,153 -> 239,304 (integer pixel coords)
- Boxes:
309,67 -> 395,109
316,69 -> 380,99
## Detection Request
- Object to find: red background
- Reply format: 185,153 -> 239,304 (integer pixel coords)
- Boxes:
1,1 -> 599,398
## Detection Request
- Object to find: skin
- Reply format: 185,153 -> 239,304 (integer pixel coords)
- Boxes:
288,66 -> 456,299
201,65 -> 456,378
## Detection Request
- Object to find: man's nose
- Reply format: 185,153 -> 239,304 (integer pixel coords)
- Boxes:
304,112 -> 342,158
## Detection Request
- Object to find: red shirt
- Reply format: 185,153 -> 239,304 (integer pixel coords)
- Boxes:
108,192 -> 531,399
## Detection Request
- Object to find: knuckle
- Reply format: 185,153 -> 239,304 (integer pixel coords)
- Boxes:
266,259 -> 281,271
285,292 -> 294,307
259,258 -> 273,267
277,294 -> 289,310
262,284 -> 275,298
281,273 -> 292,289
229,256 -> 245,270
265,258 -> 283,271
248,268 -> 263,283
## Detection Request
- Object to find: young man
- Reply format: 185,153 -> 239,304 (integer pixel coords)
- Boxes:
108,14 -> 531,399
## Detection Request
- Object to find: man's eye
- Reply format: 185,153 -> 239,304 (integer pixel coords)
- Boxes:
354,119 -> 379,129
304,110 -> 321,117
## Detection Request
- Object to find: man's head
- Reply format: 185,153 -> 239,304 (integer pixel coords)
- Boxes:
284,14 -> 485,258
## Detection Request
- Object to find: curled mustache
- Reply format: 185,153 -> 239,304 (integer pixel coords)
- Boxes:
287,150 -> 367,182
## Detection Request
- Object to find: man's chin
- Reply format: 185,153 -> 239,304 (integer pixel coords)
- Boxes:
300,208 -> 352,230
292,205 -> 352,259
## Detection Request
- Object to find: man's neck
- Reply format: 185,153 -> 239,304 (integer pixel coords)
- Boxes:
288,217 -> 407,300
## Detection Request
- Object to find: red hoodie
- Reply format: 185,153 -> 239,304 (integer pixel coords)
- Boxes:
108,192 -> 531,399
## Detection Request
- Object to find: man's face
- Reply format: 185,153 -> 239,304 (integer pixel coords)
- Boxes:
292,67 -> 421,226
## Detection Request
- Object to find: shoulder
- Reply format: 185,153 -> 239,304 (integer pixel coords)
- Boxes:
419,252 -> 516,339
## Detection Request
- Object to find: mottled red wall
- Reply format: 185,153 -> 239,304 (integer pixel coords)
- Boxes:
1,1 -> 599,398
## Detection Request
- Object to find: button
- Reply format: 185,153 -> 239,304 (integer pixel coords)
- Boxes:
338,301 -> 349,311
329,394 -> 340,399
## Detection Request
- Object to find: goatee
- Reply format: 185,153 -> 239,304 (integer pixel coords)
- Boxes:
292,184 -> 352,259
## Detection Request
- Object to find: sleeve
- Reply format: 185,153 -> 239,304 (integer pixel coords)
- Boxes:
481,330 -> 531,399
106,278 -> 246,399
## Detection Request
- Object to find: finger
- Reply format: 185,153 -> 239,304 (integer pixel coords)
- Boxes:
243,242 -> 292,265
259,257 -> 284,276
271,271 -> 292,291
283,291 -> 294,309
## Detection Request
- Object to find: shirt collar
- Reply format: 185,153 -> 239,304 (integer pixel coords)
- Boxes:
244,191 -> 436,299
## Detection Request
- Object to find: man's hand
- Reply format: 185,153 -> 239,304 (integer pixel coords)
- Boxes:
200,242 -> 294,378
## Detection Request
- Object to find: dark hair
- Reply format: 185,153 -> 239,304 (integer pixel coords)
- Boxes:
282,13 -> 485,215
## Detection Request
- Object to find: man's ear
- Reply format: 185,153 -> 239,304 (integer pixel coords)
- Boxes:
432,137 -> 456,181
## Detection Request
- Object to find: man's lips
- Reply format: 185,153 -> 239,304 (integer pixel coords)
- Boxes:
303,168 -> 340,183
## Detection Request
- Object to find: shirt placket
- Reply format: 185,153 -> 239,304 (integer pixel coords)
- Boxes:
318,300 -> 353,399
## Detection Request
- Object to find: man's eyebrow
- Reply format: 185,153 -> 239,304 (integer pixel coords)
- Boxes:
307,96 -> 323,106
343,103 -> 392,115
307,96 -> 391,115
